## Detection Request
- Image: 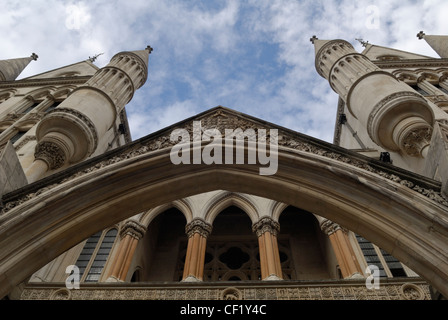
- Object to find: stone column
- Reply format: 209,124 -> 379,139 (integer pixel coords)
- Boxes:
106,220 -> 146,282
319,218 -> 363,279
252,217 -> 283,280
182,219 -> 212,282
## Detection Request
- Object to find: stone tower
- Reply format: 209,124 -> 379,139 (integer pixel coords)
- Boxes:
26,47 -> 152,182
314,34 -> 448,198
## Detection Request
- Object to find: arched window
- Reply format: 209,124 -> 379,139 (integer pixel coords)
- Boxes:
74,228 -> 118,282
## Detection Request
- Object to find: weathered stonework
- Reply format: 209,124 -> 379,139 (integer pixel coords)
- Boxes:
3,108 -> 447,215
20,280 -> 431,300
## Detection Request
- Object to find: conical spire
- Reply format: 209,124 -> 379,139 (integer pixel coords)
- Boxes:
417,31 -> 448,58
0,53 -> 38,81
310,35 -> 331,55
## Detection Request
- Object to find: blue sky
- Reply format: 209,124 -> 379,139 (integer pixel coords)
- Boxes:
1,0 -> 447,142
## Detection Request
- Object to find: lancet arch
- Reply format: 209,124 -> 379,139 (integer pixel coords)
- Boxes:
0,143 -> 447,298
203,191 -> 259,225
140,199 -> 194,227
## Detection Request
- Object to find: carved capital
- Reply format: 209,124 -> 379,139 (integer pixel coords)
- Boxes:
319,219 -> 344,236
401,126 -> 432,157
34,141 -> 67,170
252,216 -> 280,237
185,219 -> 212,238
119,220 -> 147,240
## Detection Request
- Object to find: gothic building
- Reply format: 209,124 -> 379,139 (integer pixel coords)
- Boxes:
0,32 -> 447,301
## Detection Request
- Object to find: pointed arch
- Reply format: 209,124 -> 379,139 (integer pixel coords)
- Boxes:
0,144 -> 447,297
270,201 -> 289,222
139,199 -> 193,228
203,191 -> 259,225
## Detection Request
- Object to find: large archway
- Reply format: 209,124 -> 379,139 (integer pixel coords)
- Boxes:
0,143 -> 447,298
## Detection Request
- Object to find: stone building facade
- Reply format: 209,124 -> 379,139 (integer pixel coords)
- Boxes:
0,33 -> 447,300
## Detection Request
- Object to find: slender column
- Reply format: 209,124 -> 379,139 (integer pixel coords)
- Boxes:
252,217 -> 283,280
106,220 -> 146,282
319,218 -> 363,278
182,219 -> 212,282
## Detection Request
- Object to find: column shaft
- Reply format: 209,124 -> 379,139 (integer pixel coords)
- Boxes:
106,220 -> 146,282
320,219 -> 363,278
182,219 -> 212,281
253,217 -> 283,280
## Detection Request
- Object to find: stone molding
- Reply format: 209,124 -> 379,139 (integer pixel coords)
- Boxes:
119,220 -> 147,240
44,107 -> 99,156
2,108 -> 448,214
366,91 -> 433,153
20,280 -> 431,300
252,216 -> 280,237
0,77 -> 90,89
185,218 -> 212,238
374,60 -> 448,70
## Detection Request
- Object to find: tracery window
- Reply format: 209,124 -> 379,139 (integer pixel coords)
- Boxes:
355,234 -> 408,278
203,242 -> 261,281
74,228 -> 118,282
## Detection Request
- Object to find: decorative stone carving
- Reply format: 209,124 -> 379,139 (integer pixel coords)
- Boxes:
252,216 -> 280,237
221,287 -> 242,300
34,141 -> 66,170
119,220 -> 147,240
20,281 -> 431,300
400,283 -> 425,300
2,108 -> 448,215
401,126 -> 432,157
185,219 -> 212,238
319,219 -> 343,236
49,288 -> 71,300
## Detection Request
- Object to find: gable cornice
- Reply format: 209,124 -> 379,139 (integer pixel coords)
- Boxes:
0,76 -> 91,89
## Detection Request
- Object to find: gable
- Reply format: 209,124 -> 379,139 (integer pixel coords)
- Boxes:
23,60 -> 99,80
362,44 -> 435,61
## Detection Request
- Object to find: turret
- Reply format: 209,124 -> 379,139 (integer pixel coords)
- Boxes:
26,46 -> 152,182
312,36 -> 434,158
417,31 -> 448,58
0,53 -> 38,81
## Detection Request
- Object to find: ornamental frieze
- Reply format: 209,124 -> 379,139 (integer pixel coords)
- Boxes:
20,281 -> 431,300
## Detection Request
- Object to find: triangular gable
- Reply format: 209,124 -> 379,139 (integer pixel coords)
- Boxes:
362,44 -> 435,61
23,60 -> 99,80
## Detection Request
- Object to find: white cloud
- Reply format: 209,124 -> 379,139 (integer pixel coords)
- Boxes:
1,0 -> 448,144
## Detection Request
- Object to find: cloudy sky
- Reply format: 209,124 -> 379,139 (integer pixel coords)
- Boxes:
1,0 -> 447,142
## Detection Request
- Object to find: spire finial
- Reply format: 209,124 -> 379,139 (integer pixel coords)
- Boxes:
145,45 -> 153,54
417,31 -> 426,40
355,38 -> 369,47
88,53 -> 104,63
310,35 -> 318,44
30,53 -> 38,61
